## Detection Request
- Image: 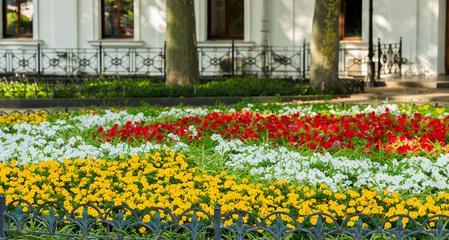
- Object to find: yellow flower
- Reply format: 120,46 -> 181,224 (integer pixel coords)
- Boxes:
335,193 -> 347,200
0,111 -> 48,126
435,108 -> 445,115
347,207 -> 356,214
0,150 -> 447,222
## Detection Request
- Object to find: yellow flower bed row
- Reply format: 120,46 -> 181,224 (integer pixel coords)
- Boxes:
0,111 -> 48,125
1,151 -> 449,225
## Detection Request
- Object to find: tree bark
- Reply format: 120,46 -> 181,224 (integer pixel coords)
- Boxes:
166,0 -> 199,86
310,0 -> 343,93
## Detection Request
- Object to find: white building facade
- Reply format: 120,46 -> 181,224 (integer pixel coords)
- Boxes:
0,0 -> 446,77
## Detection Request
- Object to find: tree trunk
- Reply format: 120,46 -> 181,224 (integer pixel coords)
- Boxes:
166,0 -> 199,86
310,0 -> 343,94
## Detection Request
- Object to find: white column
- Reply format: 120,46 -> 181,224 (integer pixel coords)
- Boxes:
261,0 -> 269,46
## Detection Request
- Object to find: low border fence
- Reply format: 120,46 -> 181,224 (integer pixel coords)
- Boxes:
0,38 -> 405,81
1,196 -> 448,240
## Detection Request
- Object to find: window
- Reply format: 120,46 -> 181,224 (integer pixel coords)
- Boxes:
3,0 -> 33,38
102,0 -> 134,38
208,0 -> 244,40
340,0 -> 362,40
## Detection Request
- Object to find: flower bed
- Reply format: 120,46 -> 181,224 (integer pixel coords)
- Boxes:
99,110 -> 449,156
2,152 -> 449,224
0,111 -> 48,126
1,103 -> 449,224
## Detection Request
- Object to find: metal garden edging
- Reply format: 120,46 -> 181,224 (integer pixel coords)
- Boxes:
1,195 -> 449,239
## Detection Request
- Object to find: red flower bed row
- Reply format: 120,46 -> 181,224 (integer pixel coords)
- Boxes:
97,110 -> 449,155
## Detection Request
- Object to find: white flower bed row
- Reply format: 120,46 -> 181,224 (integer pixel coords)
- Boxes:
158,103 -> 449,119
70,104 -> 443,125
277,104 -> 449,118
211,135 -> 449,194
162,104 -> 430,117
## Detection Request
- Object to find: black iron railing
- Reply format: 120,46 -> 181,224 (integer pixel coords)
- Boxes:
0,196 -> 448,240
0,39 -> 404,80
377,38 -> 404,79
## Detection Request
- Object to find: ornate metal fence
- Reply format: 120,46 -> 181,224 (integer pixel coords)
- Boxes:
0,39 -> 404,81
377,38 -> 405,78
1,196 -> 449,240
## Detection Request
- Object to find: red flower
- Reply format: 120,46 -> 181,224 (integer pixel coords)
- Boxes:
95,110 -> 449,157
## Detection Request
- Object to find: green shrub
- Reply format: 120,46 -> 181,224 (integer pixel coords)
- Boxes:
0,77 -> 315,99
0,81 -> 51,99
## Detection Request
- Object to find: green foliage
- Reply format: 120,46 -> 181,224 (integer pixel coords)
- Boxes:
0,80 -> 51,99
0,77 -> 316,99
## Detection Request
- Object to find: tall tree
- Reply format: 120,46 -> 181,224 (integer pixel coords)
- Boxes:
166,0 -> 199,86
310,0 -> 343,93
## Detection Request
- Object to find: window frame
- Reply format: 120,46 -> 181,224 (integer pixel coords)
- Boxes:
340,0 -> 363,42
207,0 -> 244,40
101,0 -> 134,39
2,0 -> 33,38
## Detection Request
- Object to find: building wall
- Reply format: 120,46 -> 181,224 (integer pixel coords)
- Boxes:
371,0 -> 417,65
0,0 -> 445,75
40,0 -> 78,48
269,0 -> 314,46
416,0 -> 447,75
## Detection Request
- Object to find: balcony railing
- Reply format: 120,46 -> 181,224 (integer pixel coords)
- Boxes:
0,38 -> 404,80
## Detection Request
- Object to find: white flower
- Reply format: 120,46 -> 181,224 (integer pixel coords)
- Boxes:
209,137 -> 449,193
187,125 -> 198,137
167,133 -> 181,142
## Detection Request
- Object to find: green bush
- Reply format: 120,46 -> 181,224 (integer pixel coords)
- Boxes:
0,81 -> 51,99
0,77 -> 315,99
